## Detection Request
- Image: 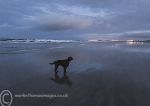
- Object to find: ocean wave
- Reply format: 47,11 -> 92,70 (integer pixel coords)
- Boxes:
0,39 -> 80,43
1,38 -> 150,43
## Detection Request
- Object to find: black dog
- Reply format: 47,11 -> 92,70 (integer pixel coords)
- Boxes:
50,57 -> 73,74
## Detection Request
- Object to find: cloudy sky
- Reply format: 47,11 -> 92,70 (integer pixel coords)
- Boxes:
0,0 -> 150,40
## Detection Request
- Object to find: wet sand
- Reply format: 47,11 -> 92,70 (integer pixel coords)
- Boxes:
0,42 -> 150,106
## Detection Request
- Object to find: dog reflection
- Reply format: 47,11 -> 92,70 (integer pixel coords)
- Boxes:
50,73 -> 72,86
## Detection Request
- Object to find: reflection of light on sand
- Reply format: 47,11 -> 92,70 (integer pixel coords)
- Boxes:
126,40 -> 144,45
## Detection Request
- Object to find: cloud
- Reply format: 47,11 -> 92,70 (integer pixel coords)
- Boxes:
86,30 -> 150,40
24,8 -> 93,31
56,4 -> 112,18
108,30 -> 150,36
0,24 -> 11,28
1,0 -> 150,39
36,16 -> 92,31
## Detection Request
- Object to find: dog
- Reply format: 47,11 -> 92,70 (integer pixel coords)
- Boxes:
49,56 -> 73,74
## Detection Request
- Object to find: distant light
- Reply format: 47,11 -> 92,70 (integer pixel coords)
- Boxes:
126,40 -> 143,45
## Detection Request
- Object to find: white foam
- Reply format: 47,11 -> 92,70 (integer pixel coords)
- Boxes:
0,39 -> 79,43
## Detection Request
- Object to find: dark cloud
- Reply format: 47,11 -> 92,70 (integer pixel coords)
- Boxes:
24,14 -> 92,31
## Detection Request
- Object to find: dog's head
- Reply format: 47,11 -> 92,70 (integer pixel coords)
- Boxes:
68,56 -> 73,61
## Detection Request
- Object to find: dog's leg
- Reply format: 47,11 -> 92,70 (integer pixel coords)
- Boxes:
55,65 -> 59,73
63,67 -> 67,74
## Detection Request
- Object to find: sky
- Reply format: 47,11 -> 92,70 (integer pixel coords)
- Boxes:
0,0 -> 150,40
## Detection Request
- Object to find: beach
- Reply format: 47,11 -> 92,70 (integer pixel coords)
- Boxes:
0,41 -> 150,106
